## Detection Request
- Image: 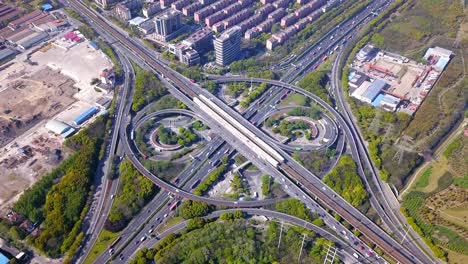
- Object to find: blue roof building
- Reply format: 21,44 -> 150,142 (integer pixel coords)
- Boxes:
41,4 -> 53,11
360,79 -> 388,104
73,107 -> 98,126
89,41 -> 99,50
0,252 -> 9,264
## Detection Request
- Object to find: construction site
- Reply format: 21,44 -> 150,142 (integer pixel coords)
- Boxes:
348,44 -> 452,114
0,28 -> 114,209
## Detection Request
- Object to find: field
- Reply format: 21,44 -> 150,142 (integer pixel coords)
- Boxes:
412,157 -> 450,193
401,133 -> 468,259
441,207 -> 468,230
379,0 -> 463,56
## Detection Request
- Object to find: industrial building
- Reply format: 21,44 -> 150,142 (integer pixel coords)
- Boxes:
352,78 -> 388,104
17,31 -> 49,50
154,9 -> 182,37
45,120 -> 76,138
356,44 -> 377,61
73,107 -> 99,126
379,94 -> 401,112
423,46 -> 453,71
0,48 -> 16,65
214,25 -> 241,65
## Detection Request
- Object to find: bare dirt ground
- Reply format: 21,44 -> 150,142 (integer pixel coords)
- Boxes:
0,65 -> 78,147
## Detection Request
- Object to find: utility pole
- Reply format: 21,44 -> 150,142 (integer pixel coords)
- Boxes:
297,234 -> 306,263
277,221 -> 284,250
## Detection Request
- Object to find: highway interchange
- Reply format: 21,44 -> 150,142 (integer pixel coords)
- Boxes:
66,0 -> 439,263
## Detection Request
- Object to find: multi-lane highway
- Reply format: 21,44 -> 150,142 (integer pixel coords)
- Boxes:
68,0 -> 434,263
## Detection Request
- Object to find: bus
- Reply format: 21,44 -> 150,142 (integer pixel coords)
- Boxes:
108,236 -> 121,249
169,201 -> 179,211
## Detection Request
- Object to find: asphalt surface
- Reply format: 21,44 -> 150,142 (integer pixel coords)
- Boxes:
67,0 -> 432,263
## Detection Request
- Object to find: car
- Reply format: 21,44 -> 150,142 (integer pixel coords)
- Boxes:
148,229 -> 153,233
140,236 -> 146,242
110,194 -> 114,199
164,213 -> 168,218
120,257 -> 124,261
360,246 -> 365,251
108,249 -> 114,255
151,224 -> 155,228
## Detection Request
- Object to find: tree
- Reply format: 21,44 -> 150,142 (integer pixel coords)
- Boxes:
323,155 -> 367,207
178,201 -> 212,219
219,212 -> 234,221
312,218 -> 324,226
234,210 -> 245,219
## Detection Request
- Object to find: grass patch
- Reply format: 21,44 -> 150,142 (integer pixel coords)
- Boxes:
278,93 -> 310,107
415,157 -> 450,193
83,230 -> 121,264
440,207 -> 468,229
156,216 -> 184,234
447,249 -> 468,264
415,166 -> 433,189
453,175 -> 468,189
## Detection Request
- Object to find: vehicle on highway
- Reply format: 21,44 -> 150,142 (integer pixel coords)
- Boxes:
169,201 -> 179,211
140,236 -> 146,242
163,213 -> 168,218
108,236 -> 121,249
322,56 -> 328,62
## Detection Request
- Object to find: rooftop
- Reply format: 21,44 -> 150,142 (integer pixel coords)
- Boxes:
361,79 -> 388,101
128,16 -> 147,26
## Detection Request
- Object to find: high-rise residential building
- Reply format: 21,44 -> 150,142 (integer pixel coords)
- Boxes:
114,3 -> 132,22
213,25 -> 241,66
95,0 -> 117,9
154,9 -> 182,37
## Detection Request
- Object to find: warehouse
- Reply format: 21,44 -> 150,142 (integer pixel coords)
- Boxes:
17,31 -> 49,50
45,120 -> 75,138
351,80 -> 371,101
0,48 -> 16,65
379,94 -> 401,112
73,106 -> 98,126
359,79 -> 388,104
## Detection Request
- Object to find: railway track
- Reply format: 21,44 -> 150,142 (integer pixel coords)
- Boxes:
69,1 -> 419,263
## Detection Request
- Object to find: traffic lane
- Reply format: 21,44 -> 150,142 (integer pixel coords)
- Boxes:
212,77 -> 419,263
